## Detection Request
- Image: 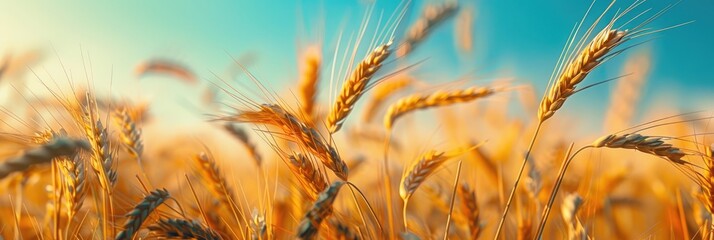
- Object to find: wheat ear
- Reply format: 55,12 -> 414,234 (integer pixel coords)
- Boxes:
561,193 -> 589,240
384,86 -> 494,130
59,156 -> 86,222
297,181 -> 345,239
298,48 -> 321,121
397,2 -> 459,57
458,183 -> 481,239
113,108 -> 144,162
361,76 -> 413,123
328,218 -> 360,240
538,27 -> 627,122
327,42 -> 392,133
288,154 -> 329,200
400,147 -> 471,200
235,104 -> 348,180
592,133 -> 687,164
148,218 -> 221,240
0,138 -> 88,179
115,188 -> 170,240
223,123 -> 262,167
193,153 -> 241,216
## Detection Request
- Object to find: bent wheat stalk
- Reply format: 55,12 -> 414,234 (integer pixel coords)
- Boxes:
496,6 -> 635,237
327,42 -> 392,133
537,132 -> 693,238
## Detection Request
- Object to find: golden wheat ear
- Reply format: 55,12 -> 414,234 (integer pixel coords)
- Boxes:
327,41 -> 393,134
397,1 -> 459,57
115,188 -> 170,240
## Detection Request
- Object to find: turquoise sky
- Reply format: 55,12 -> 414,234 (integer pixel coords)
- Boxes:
0,0 -> 711,126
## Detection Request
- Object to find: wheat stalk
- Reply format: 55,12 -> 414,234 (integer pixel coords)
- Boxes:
148,218 -> 221,240
361,76 -> 412,123
327,42 -> 392,133
235,104 -> 348,180
297,181 -> 345,239
385,86 -> 494,130
223,123 -> 262,167
115,188 -> 170,240
288,153 -> 328,200
397,2 -> 459,57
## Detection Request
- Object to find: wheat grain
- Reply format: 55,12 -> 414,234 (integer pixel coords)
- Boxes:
115,188 -> 170,240
327,42 -> 392,133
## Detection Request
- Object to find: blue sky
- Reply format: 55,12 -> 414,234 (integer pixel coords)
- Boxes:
0,0 -> 711,125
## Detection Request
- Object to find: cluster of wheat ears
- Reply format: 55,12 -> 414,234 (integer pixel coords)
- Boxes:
0,0 -> 712,239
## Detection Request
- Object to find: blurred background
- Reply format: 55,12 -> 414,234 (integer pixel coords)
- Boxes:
0,0 -> 711,130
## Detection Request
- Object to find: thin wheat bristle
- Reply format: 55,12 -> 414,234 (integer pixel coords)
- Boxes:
539,28 -> 627,122
397,2 -> 459,57
400,147 -> 469,200
385,86 -> 494,130
297,181 -> 345,239
362,76 -> 413,123
592,133 -> 687,164
194,152 -> 238,212
561,193 -> 589,240
299,47 -> 321,122
458,183 -> 481,239
115,188 -> 170,240
235,104 -> 348,180
327,41 -> 392,133
113,108 -> 144,161
0,137 -> 89,179
288,153 -> 329,200
148,218 -> 221,240
223,123 -> 262,167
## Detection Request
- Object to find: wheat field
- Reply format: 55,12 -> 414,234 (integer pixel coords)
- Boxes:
0,0 -> 713,239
